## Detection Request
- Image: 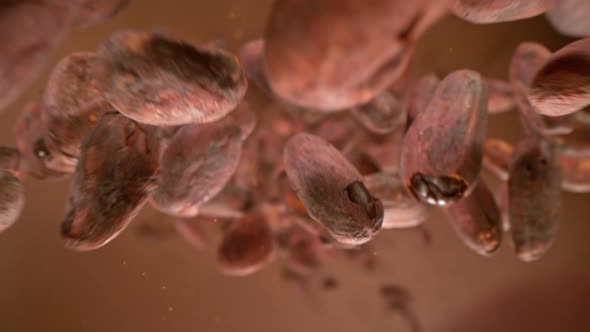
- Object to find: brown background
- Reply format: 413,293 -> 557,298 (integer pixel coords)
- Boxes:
1,1 -> 589,331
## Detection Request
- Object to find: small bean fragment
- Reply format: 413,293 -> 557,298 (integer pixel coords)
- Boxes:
284,133 -> 383,245
380,284 -> 412,311
444,180 -> 502,256
61,113 -> 159,251
400,70 -> 488,206
217,211 -> 274,276
134,219 -> 175,242
350,91 -> 406,135
0,170 -> 25,234
71,0 -> 129,28
530,37 -> 590,116
508,138 -> 561,262
546,0 -> 590,37
95,30 -> 247,125
483,138 -> 514,181
452,0 -> 555,24
264,0 -> 441,111
283,226 -> 323,275
487,79 -> 516,114
280,267 -> 309,295
379,284 -> 422,332
150,119 -> 242,218
364,173 -> 429,229
322,276 -> 338,291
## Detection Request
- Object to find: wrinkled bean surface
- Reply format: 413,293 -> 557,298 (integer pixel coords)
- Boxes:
150,119 -> 242,218
400,70 -> 488,206
444,181 -> 502,256
508,138 -> 561,262
284,133 -> 383,245
530,37 -> 590,116
264,0 -> 438,110
96,30 -> 247,125
61,113 -> 159,250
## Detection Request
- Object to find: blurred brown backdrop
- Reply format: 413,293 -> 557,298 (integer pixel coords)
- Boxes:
1,1 -> 589,331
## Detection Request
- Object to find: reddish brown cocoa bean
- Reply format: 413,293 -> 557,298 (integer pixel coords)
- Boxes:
61,113 -> 159,251
150,119 -> 242,218
514,82 -> 572,137
283,133 -> 383,245
444,180 -> 502,256
508,138 -> 561,262
217,211 -> 274,276
400,70 -> 488,206
509,43 -> 576,138
95,30 -> 247,125
264,0 -> 447,111
530,37 -> 590,116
